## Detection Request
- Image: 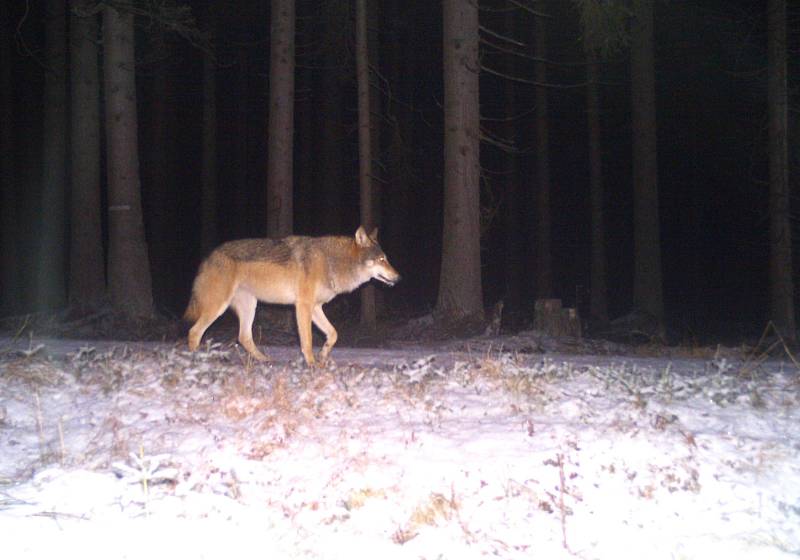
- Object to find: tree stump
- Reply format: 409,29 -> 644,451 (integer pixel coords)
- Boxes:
534,299 -> 582,338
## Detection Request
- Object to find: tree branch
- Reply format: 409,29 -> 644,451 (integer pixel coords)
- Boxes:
481,63 -> 590,89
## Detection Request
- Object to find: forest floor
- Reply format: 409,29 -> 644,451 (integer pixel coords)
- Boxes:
0,314 -> 799,559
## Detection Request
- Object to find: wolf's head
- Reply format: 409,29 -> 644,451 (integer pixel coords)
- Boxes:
354,226 -> 401,287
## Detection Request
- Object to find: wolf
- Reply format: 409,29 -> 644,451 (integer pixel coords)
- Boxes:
184,226 -> 400,366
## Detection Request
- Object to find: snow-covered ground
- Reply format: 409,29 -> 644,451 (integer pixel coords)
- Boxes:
1,335 -> 798,559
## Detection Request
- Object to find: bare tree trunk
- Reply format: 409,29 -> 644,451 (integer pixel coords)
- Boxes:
356,0 -> 376,327
103,4 -> 153,317
0,2 -> 18,315
69,0 -> 105,312
36,0 -> 68,311
201,5 -> 218,253
586,51 -> 608,325
630,0 -> 664,327
266,0 -> 295,238
437,0 -> 483,322
354,6 -> 373,207
534,10 -> 552,299
767,0 -> 796,339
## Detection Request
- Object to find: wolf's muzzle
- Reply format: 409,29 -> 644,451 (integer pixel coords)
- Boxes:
376,272 -> 400,287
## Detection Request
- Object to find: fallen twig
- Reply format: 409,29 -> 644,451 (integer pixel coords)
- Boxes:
557,453 -> 569,552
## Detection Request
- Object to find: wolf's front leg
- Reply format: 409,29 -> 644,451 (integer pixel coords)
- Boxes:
312,304 -> 338,364
295,301 -> 316,366
230,291 -> 268,361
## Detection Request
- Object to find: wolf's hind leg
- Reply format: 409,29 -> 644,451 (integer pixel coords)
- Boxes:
312,305 -> 337,364
188,300 -> 231,352
187,262 -> 236,352
230,290 -> 267,361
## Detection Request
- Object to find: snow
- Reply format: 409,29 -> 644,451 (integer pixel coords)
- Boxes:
1,335 -> 799,559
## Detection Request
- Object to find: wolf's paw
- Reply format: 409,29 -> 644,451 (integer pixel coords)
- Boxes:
305,356 -> 334,369
249,351 -> 269,362
300,354 -> 316,367
239,338 -> 268,362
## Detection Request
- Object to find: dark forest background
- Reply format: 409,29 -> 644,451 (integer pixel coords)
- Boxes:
1,0 -> 798,345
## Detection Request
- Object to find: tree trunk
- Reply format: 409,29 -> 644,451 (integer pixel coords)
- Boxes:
68,0 -> 105,312
534,10 -> 552,299
534,298 -> 582,338
436,0 -> 483,322
586,51 -> 608,325
767,0 -> 796,339
0,2 -> 18,315
36,0 -> 68,311
356,0 -> 376,328
201,5 -> 218,253
630,0 -> 664,327
266,0 -> 295,238
103,4 -> 153,317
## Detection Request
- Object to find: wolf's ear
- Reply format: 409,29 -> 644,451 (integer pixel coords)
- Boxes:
368,228 -> 379,243
355,226 -> 371,247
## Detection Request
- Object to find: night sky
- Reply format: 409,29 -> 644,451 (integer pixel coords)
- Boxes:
0,0 -> 795,343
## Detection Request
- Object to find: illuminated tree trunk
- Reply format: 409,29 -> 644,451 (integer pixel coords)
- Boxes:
356,0 -> 376,327
266,0 -> 295,237
103,4 -> 153,317
437,0 -> 483,322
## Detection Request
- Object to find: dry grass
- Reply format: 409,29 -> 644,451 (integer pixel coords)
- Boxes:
393,489 -> 461,545
342,487 -> 387,511
3,358 -> 69,387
